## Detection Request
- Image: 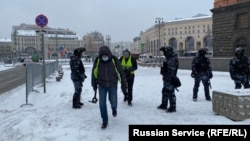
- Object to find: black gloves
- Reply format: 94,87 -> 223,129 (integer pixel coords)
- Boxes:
230,73 -> 236,80
92,79 -> 98,91
121,81 -> 128,94
160,67 -> 164,75
191,71 -> 196,78
191,71 -> 213,79
160,62 -> 167,76
124,68 -> 131,77
208,71 -> 213,79
81,74 -> 87,82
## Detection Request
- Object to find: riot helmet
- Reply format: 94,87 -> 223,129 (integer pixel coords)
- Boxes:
79,47 -> 86,52
198,48 -> 208,57
74,47 -> 86,56
235,47 -> 244,58
159,46 -> 173,57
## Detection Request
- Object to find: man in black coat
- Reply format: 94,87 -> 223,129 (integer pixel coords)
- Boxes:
70,47 -> 87,109
229,47 -> 250,89
191,47 -> 213,101
157,46 -> 179,113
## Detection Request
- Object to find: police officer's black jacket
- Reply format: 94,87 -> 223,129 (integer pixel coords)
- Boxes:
160,53 -> 179,81
70,55 -> 85,81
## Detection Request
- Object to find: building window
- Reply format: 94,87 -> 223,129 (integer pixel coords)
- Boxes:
236,13 -> 248,29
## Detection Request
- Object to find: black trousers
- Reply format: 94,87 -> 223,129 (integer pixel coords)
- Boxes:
72,79 -> 83,105
125,75 -> 135,103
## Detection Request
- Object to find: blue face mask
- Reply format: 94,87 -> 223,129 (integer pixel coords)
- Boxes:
102,56 -> 109,61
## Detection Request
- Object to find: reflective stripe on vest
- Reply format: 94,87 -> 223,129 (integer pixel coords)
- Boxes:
93,58 -> 120,82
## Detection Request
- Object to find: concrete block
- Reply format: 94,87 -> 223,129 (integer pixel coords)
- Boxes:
212,90 -> 250,121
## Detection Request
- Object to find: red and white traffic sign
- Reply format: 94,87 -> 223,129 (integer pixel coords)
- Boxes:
35,14 -> 48,28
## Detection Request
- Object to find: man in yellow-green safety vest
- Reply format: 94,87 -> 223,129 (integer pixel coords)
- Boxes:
91,46 -> 127,129
119,49 -> 138,106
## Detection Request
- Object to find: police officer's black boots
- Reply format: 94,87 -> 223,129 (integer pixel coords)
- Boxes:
193,87 -> 198,101
72,94 -> 81,109
204,86 -> 211,101
157,92 -> 168,110
166,107 -> 176,113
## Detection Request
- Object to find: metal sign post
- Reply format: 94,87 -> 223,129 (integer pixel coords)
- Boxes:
35,14 -> 48,93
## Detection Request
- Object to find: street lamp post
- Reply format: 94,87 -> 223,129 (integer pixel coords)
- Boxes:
155,17 -> 163,57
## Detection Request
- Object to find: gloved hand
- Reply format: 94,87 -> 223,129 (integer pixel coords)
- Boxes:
121,81 -> 128,94
81,74 -> 87,81
92,79 -> 98,91
191,71 -> 196,78
230,73 -> 236,80
124,68 -> 131,77
160,67 -> 166,76
208,71 -> 213,79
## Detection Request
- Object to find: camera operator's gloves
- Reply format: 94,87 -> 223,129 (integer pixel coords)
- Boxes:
208,71 -> 213,79
191,71 -> 196,78
92,79 -> 98,91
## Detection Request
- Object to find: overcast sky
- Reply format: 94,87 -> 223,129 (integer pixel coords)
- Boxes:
0,0 -> 214,42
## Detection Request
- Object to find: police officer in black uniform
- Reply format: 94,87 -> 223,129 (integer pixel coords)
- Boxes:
157,46 -> 179,113
191,47 -> 213,101
70,47 -> 87,109
229,47 -> 250,89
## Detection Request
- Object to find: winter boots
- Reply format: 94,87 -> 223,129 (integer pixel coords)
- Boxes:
112,110 -> 117,117
157,104 -> 167,110
123,95 -> 128,101
166,107 -> 176,113
79,102 -> 84,106
72,94 -> 83,109
101,122 -> 108,129
157,104 -> 176,113
193,85 -> 211,101
72,101 -> 82,109
128,101 -> 133,106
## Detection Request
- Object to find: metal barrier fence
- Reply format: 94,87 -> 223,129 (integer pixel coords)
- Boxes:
21,61 -> 59,107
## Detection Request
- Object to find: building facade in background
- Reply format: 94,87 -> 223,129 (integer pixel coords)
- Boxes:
214,0 -> 248,8
139,15 -> 212,57
11,23 -> 82,60
82,31 -> 105,58
0,38 -> 12,62
211,0 -> 250,57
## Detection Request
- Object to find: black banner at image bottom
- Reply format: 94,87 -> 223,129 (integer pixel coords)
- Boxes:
129,125 -> 250,141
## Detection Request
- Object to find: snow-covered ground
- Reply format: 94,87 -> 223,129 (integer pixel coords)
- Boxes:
0,61 -> 249,141
0,62 -> 19,71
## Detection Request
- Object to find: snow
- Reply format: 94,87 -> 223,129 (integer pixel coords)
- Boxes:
0,61 -> 250,141
0,63 -> 18,71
